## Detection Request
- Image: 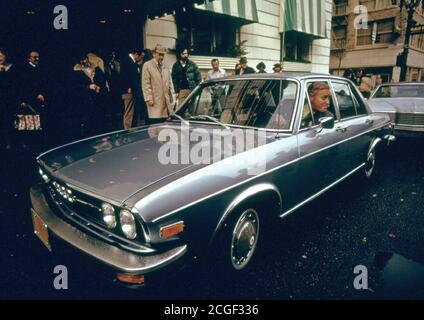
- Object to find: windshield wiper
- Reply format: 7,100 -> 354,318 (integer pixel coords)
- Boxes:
188,115 -> 230,130
169,114 -> 189,126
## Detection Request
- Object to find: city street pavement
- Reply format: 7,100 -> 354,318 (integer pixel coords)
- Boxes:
1,137 -> 423,300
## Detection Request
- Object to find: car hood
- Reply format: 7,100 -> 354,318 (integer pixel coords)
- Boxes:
38,123 -> 276,204
368,98 -> 424,113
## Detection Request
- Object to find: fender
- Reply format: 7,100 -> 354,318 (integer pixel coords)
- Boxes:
368,137 -> 382,156
210,183 -> 282,242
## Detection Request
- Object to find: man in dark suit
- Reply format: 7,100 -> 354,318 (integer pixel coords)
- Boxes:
21,51 -> 47,110
235,57 -> 255,75
19,51 -> 48,151
120,49 -> 147,129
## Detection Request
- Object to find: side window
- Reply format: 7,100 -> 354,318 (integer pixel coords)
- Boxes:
267,80 -> 297,130
332,82 -> 357,119
301,81 -> 335,129
300,96 -> 315,129
350,84 -> 368,116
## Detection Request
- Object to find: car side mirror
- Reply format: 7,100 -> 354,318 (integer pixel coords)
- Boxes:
318,116 -> 335,130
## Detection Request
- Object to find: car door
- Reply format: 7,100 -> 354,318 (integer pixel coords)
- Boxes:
331,80 -> 373,173
296,79 -> 346,200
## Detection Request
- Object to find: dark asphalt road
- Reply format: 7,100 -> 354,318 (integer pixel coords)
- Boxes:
1,137 -> 424,300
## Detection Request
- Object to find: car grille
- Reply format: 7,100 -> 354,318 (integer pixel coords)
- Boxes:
396,113 -> 424,126
49,180 -> 106,226
45,179 -> 151,253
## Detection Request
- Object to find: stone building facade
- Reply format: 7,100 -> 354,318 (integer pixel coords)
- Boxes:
144,0 -> 333,77
331,0 -> 424,82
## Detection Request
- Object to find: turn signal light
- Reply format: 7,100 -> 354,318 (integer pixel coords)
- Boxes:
160,222 -> 185,239
116,273 -> 145,285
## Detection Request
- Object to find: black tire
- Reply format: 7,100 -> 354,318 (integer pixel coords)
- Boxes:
214,206 -> 261,273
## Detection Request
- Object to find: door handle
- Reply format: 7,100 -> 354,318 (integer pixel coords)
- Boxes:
366,119 -> 374,125
336,126 -> 347,133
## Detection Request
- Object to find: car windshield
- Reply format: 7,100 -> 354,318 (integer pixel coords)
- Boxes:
176,79 -> 298,131
373,84 -> 424,98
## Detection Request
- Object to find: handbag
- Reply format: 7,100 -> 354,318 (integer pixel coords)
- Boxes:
15,105 -> 43,131
15,104 -> 43,131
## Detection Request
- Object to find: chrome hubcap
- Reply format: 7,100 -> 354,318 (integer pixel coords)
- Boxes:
231,209 -> 259,270
365,150 -> 376,178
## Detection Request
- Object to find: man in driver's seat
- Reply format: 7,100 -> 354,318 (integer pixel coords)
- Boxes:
301,82 -> 334,128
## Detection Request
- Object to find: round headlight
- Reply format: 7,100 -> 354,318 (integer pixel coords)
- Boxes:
102,203 -> 117,229
120,210 -> 137,240
38,168 -> 50,183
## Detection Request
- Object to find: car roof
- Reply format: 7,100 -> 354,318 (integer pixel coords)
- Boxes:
378,81 -> 424,86
203,72 -> 348,83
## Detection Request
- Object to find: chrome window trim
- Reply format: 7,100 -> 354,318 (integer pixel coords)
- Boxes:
149,123 -> 389,223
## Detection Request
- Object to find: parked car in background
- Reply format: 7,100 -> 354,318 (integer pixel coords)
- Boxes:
368,82 -> 424,137
30,73 -> 394,287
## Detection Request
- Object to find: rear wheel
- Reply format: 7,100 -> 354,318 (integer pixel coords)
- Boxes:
364,148 -> 376,179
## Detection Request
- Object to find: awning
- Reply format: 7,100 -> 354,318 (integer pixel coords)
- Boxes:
146,0 -> 214,18
280,0 -> 327,38
194,0 -> 258,24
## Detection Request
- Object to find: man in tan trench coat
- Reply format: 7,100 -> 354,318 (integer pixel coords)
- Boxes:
142,45 -> 174,124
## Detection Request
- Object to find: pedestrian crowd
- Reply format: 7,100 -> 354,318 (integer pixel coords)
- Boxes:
342,68 -> 383,99
1,44 -> 286,154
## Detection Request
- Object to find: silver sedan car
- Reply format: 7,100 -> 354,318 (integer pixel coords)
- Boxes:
368,82 -> 424,137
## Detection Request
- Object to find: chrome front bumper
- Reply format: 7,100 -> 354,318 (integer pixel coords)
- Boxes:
30,184 -> 187,274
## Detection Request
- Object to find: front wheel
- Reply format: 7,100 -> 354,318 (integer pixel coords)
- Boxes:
213,207 -> 261,273
230,208 -> 260,270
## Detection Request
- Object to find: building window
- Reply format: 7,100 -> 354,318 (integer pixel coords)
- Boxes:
283,32 -> 312,63
176,9 -> 239,57
411,33 -> 424,51
376,19 -> 394,44
332,25 -> 347,48
359,0 -> 397,11
333,0 -> 348,16
356,19 -> 394,46
356,25 -> 372,46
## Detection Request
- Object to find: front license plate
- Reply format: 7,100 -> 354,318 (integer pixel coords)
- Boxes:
32,210 -> 52,252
